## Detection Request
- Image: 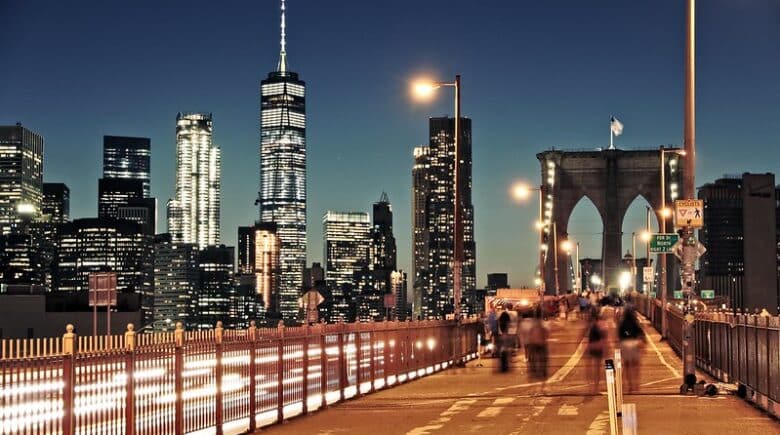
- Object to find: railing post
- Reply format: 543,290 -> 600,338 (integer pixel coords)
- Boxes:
124,324 -> 136,435
174,322 -> 185,435
383,321 -> 391,387
355,324 -> 363,396
62,324 -> 76,435
369,324 -> 376,393
338,322 -> 347,401
302,323 -> 309,415
277,320 -> 285,423
248,321 -> 257,432
215,321 -> 224,435
319,322 -> 328,409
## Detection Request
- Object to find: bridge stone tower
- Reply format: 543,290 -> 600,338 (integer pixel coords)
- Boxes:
537,148 -> 683,294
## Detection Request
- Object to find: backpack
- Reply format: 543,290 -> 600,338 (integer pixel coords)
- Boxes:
587,323 -> 604,352
528,321 -> 546,345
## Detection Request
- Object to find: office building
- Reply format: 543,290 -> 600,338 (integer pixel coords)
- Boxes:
258,1 -> 307,323
42,183 -> 69,223
103,135 -> 151,197
116,198 -> 157,235
486,273 -> 509,296
237,226 -> 255,275
699,174 -> 780,314
193,245 -> 233,329
412,117 -> 476,319
323,211 -> 369,321
55,217 -> 154,320
152,234 -> 198,331
167,112 -> 221,249
98,177 -> 144,219
0,124 -> 43,235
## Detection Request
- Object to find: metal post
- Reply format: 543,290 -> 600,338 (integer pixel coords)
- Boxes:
302,324 -> 309,414
319,324 -> 328,409
338,324 -> 347,401
632,232 -> 637,291
605,360 -> 619,435
124,323 -> 136,435
248,321 -> 257,432
174,341 -> 184,435
538,187 -> 546,300
215,322 -> 224,435
453,74 -> 462,320
276,322 -> 285,423
553,221 -> 560,296
62,324 -> 76,435
660,146 -> 668,339
355,326 -> 363,396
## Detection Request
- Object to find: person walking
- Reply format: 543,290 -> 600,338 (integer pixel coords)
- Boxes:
618,307 -> 644,392
584,311 -> 607,394
498,307 -> 512,372
487,308 -> 498,357
526,308 -> 549,382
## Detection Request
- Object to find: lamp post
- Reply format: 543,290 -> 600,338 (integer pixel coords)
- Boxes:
659,145 -> 685,339
412,75 -> 462,319
512,182 -> 546,303
631,232 -> 637,292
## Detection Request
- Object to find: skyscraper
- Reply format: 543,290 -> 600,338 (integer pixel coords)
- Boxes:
698,174 -> 780,314
323,211 -> 370,321
194,245 -> 234,329
237,223 -> 281,313
258,0 -> 307,323
42,183 -> 69,223
98,177 -> 144,219
152,234 -> 199,331
0,124 -> 43,235
167,112 -> 221,249
103,136 -> 151,197
412,117 -> 476,319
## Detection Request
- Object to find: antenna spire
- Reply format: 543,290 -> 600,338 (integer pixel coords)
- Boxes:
277,0 -> 288,72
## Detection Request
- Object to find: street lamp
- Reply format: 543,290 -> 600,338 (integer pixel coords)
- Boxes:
561,239 -> 581,294
412,75 -> 462,319
511,182 -> 547,299
659,145 -> 686,339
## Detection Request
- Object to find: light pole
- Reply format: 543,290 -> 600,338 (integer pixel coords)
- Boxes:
512,182 -> 547,303
631,232 -> 637,292
553,221 -> 559,296
413,75 -> 462,319
659,145 -> 685,339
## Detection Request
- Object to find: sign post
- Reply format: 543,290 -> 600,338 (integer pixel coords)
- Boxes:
89,273 -> 117,336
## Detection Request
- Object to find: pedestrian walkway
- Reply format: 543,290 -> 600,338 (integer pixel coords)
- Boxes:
259,315 -> 779,434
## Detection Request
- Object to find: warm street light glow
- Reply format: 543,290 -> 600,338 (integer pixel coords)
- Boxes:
534,220 -> 545,230
619,270 -> 632,291
534,277 -> 542,286
561,240 -> 573,253
540,244 -> 548,252
660,207 -> 672,218
512,183 -> 533,201
411,80 -> 440,100
640,230 -> 652,242
590,275 -> 602,286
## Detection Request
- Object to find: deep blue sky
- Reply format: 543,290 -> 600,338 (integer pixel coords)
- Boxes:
2,0 -> 778,287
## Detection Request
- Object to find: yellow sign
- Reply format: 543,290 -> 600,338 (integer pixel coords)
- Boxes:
674,199 -> 703,228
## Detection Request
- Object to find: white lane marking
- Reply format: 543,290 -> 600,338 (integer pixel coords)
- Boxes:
557,404 -> 578,416
586,410 -> 610,435
493,397 -> 516,405
476,407 -> 503,418
640,376 -> 678,387
439,398 -> 477,417
643,329 -> 681,378
495,336 -> 587,392
406,425 -> 443,435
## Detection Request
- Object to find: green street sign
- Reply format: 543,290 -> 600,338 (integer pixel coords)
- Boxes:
649,291 -> 657,298
650,233 -> 680,253
673,290 -> 683,299
700,290 -> 715,299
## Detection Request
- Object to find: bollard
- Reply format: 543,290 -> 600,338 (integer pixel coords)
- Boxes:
63,324 -> 76,355
605,359 -> 619,435
614,349 -> 624,416
215,320 -> 224,344
621,403 -> 638,435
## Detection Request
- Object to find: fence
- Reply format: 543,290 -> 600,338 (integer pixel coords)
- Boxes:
0,319 -> 479,434
634,293 -> 779,416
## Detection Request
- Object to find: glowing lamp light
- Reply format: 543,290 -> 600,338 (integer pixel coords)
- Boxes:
534,277 -> 542,286
660,207 -> 672,218
640,231 -> 652,243
534,220 -> 545,231
412,81 -> 439,99
512,183 -> 532,201
590,275 -> 602,286
561,240 -> 573,253
619,270 -> 632,291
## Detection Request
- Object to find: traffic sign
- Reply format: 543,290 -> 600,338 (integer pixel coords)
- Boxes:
649,291 -> 657,298
674,199 -> 704,228
700,290 -> 715,299
649,233 -> 679,253
642,267 -> 654,283
673,290 -> 683,299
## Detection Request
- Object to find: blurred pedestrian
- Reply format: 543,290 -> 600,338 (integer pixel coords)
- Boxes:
584,310 -> 607,394
506,303 -> 519,353
527,308 -> 549,382
498,307 -> 512,372
487,308 -> 498,357
618,307 -> 644,392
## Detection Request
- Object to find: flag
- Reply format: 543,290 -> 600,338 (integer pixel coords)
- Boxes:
610,117 -> 624,136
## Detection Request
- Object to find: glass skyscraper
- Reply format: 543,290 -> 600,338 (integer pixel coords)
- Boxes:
258,0 -> 306,323
167,112 -> 221,249
0,124 -> 43,235
103,135 -> 151,197
323,211 -> 370,322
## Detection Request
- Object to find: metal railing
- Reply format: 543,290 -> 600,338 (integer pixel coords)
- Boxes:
634,294 -> 779,416
0,319 -> 478,434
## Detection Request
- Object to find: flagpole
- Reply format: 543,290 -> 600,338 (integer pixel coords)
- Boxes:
609,117 -> 613,149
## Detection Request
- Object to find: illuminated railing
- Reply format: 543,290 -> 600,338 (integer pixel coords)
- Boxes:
0,319 -> 479,434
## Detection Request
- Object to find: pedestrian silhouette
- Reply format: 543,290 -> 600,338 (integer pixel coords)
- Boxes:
694,208 -> 701,218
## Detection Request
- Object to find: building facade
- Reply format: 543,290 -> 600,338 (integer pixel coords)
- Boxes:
258,2 -> 307,324
103,135 -> 151,197
193,245 -> 234,329
167,112 -> 221,249
0,124 -> 43,235
699,174 -> 780,314
323,211 -> 370,321
152,234 -> 199,331
98,177 -> 144,220
42,183 -> 69,223
412,117 -> 476,319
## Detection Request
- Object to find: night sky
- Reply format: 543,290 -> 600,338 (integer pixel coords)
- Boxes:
1,0 -> 778,287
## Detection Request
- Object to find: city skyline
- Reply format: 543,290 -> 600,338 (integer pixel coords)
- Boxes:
2,0 -> 779,287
